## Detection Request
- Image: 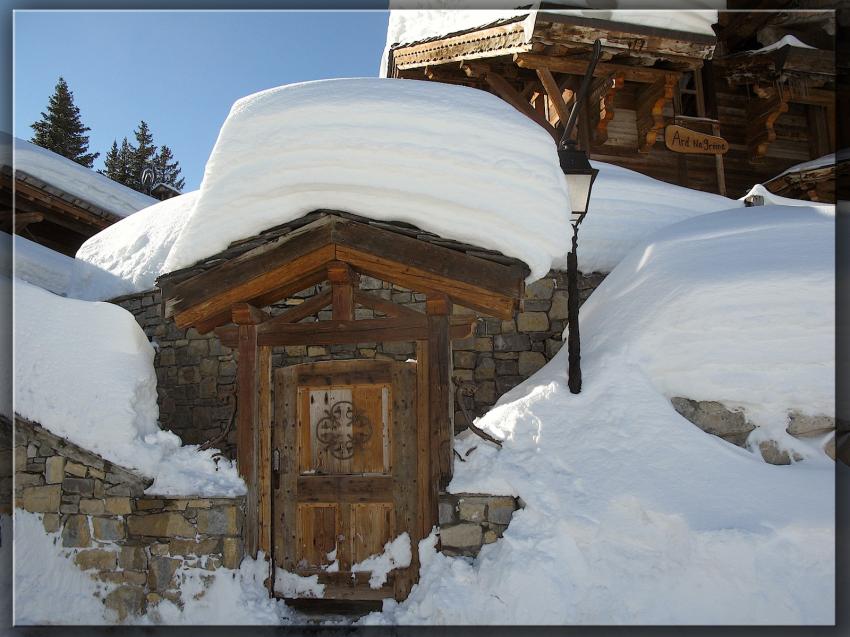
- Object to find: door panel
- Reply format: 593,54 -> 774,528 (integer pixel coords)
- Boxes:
273,360 -> 419,603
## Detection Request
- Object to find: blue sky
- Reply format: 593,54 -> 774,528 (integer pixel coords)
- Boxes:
13,10 -> 390,190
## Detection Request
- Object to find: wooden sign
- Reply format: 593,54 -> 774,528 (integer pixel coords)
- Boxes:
665,124 -> 729,155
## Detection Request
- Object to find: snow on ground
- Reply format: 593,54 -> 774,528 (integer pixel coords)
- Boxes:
71,191 -> 198,301
13,510 -> 116,624
351,533 -> 412,589
162,78 -> 571,283
2,135 -> 156,218
741,183 -> 836,209
361,203 -> 834,625
578,161 -> 741,272
13,278 -> 244,497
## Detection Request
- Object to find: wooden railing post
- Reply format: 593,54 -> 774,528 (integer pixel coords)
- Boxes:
426,296 -> 452,492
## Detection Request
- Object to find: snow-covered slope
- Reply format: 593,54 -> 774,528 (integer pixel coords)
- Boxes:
162,78 -> 572,282
13,279 -> 244,496
2,135 -> 156,218
578,161 -> 741,272
72,191 -> 198,300
364,203 -> 834,625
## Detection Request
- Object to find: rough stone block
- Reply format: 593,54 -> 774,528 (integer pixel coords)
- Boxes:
517,312 -> 549,333
439,523 -> 482,549
128,512 -> 196,538
525,278 -> 554,300
16,473 -> 44,488
79,499 -> 106,515
105,497 -> 133,515
119,546 -> 148,571
41,513 -> 61,533
487,498 -> 517,525
758,440 -> 802,466
474,357 -> 496,381
62,477 -> 94,497
458,499 -> 486,523
105,585 -> 146,621
148,556 -> 181,592
494,334 -> 530,353
22,484 -> 60,513
453,351 -> 476,369
74,548 -> 117,571
88,467 -> 105,480
44,456 -> 65,484
222,537 -> 244,569
474,337 -> 493,352
196,506 -> 239,535
61,515 -> 91,548
473,382 -> 496,405
438,501 -> 457,525
169,537 -> 220,557
64,461 -> 87,477
786,411 -> 834,438
671,398 -> 755,446
518,351 -> 546,376
93,517 -> 126,541
549,291 -> 569,320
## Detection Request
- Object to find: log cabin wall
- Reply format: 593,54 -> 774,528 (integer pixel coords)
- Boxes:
112,269 -> 605,460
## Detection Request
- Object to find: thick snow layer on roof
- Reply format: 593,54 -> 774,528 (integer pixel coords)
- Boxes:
365,204 -> 834,625
766,153 -> 837,182
162,79 -> 572,282
741,183 -> 837,209
1,135 -> 156,218
13,279 -> 245,496
72,191 -> 198,300
577,161 -> 741,273
750,33 -> 815,53
543,8 -> 718,35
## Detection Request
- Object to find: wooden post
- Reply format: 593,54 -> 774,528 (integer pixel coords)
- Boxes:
416,340 -> 435,539
328,261 -> 356,321
426,296 -> 452,491
697,63 -> 727,196
257,345 -> 272,558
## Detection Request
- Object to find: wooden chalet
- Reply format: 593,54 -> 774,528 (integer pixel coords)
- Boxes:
385,6 -> 838,200
156,211 -> 528,606
762,154 -> 844,202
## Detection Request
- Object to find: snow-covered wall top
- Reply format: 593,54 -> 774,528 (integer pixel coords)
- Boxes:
72,191 -> 198,301
2,135 -> 157,218
162,78 -> 572,282
381,5 -> 718,75
13,278 -> 245,496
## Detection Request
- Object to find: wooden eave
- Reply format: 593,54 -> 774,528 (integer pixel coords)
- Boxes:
389,11 -> 715,73
715,45 -> 835,85
156,214 -> 528,331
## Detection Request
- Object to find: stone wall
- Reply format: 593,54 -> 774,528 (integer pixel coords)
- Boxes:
114,270 -> 605,458
1,416 -> 11,514
14,417 -> 245,621
671,398 -> 836,464
437,493 -> 521,557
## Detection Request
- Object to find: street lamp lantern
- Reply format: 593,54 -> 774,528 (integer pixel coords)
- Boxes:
558,142 -> 599,225
557,39 -> 603,395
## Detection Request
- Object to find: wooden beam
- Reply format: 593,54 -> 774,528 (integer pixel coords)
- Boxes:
515,52 -> 681,85
257,346 -> 272,557
589,73 -> 624,145
10,211 -> 43,233
426,296 -> 452,491
462,62 -> 560,143
416,339 -> 435,541
232,302 -> 270,326
236,324 -> 259,558
328,261 -> 356,321
535,68 -> 571,126
636,75 -> 676,153
353,290 -> 423,320
11,178 -> 118,229
259,289 -> 332,329
747,88 -> 789,161
216,315 -> 477,348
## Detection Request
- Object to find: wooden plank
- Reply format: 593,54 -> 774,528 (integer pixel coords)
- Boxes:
273,367 -> 299,571
12,178 -> 118,229
351,503 -> 394,564
390,362 -> 419,601
515,52 -> 681,85
636,76 -> 676,153
310,387 -> 354,475
351,385 -> 388,474
297,475 -> 394,503
328,261 -> 355,321
416,340 -> 435,540
237,324 -> 259,557
426,299 -> 452,492
296,503 -> 339,569
257,346 -> 272,557
232,302 -> 270,325
536,68 -> 571,126
353,290 -> 423,320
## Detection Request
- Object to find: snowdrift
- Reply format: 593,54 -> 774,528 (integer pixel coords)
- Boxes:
162,78 -> 572,282
2,134 -> 156,218
365,203 -> 834,625
12,279 -> 244,496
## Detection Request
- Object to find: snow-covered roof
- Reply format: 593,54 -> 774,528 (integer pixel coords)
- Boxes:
747,33 -> 816,54
766,153 -> 838,183
1,134 -> 157,219
12,277 -> 245,496
162,78 -> 572,283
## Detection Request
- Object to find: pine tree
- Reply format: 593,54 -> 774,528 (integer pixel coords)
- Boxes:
30,76 -> 99,167
129,120 -> 157,191
152,145 -> 185,191
99,137 -> 135,188
99,140 -> 121,179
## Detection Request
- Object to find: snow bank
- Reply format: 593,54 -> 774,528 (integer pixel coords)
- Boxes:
163,78 -> 571,282
361,203 -> 834,625
580,204 -> 834,441
351,532 -> 412,589
13,279 -> 244,496
2,135 -> 156,218
578,161 -> 741,272
72,191 -> 198,300
13,510 -> 117,624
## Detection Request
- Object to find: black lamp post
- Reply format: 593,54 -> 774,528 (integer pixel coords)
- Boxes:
558,40 -> 602,394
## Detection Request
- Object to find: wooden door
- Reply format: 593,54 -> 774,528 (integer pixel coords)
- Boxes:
272,359 -> 419,603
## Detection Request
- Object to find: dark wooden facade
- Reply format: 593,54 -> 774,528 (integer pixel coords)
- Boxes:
0,165 -> 126,256
156,211 -> 527,605
386,8 -> 838,201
